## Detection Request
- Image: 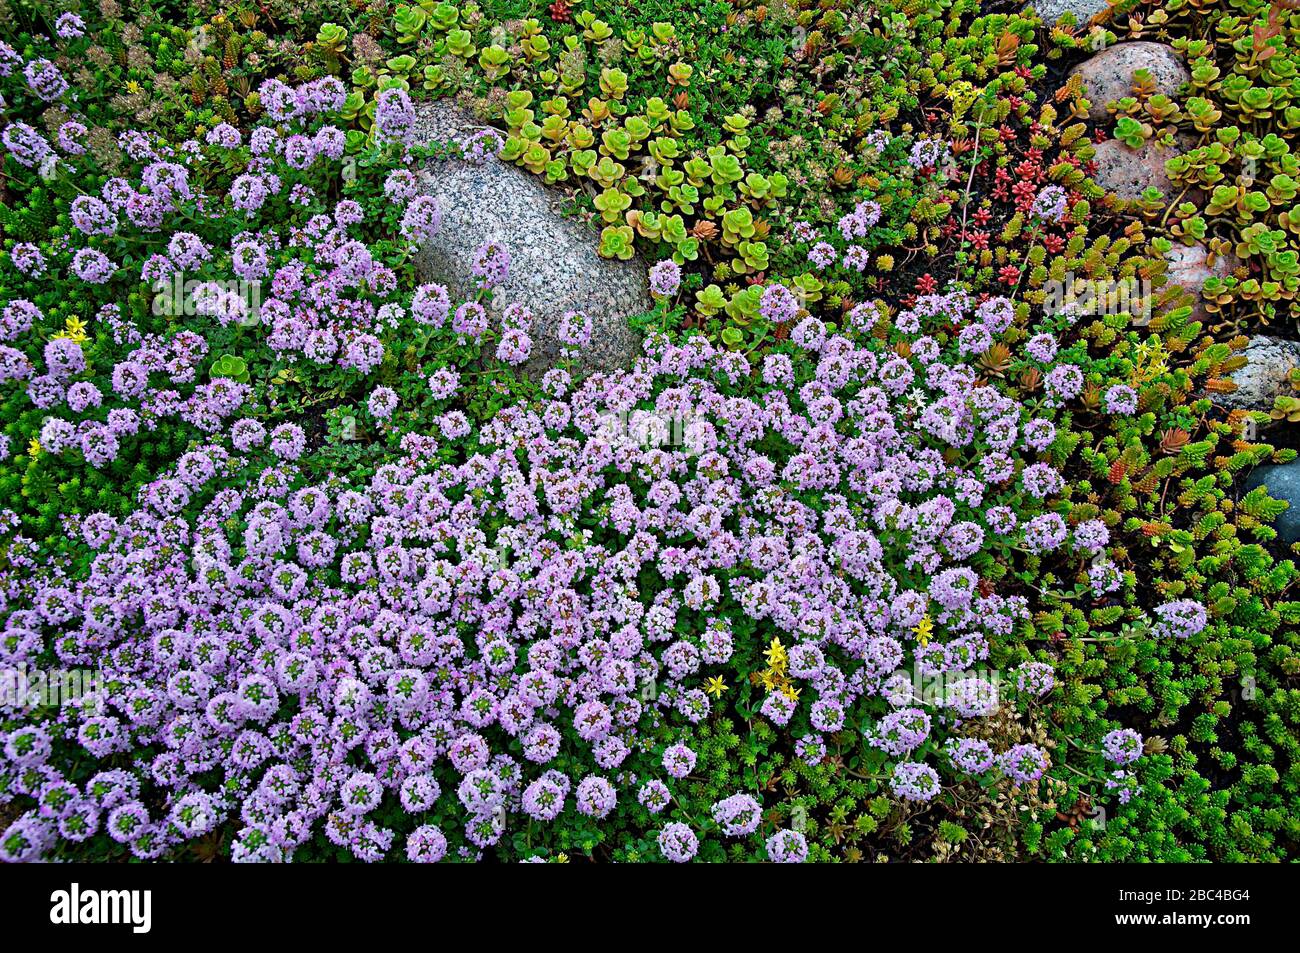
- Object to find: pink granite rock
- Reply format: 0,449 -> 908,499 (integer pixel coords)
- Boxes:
1164,244 -> 1236,324
1069,42 -> 1190,122
1090,138 -> 1177,201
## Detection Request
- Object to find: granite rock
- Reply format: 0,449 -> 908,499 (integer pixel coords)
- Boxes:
1219,335 -> 1300,412
1032,0 -> 1114,27
410,99 -> 648,375
1090,138 -> 1178,201
1070,42 -> 1190,123
1164,244 -> 1237,324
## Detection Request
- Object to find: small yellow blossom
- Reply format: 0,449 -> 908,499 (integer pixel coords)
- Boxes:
54,316 -> 89,344
1131,340 -> 1169,387
915,613 -> 934,648
764,636 -> 787,670
28,438 -> 41,458
704,675 -> 728,699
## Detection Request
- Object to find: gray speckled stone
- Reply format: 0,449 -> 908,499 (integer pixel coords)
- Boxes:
1241,463 -> 1300,544
1219,335 -> 1300,412
1089,138 -> 1178,202
1033,0 -> 1113,26
410,100 -> 648,375
1069,42 -> 1190,123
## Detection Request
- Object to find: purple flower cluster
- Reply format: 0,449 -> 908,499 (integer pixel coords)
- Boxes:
1103,384 -> 1138,416
908,137 -> 947,170
765,828 -> 809,862
1150,599 -> 1208,639
711,793 -> 761,836
648,260 -> 682,298
999,744 -> 1050,785
0,270 -> 1114,860
469,241 -> 510,291
458,129 -> 505,164
1031,185 -> 1069,223
24,58 -> 69,101
375,88 -> 417,145
837,200 -> 881,241
1102,728 -> 1144,766
890,761 -> 940,801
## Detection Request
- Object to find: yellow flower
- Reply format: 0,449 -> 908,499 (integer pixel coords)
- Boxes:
781,683 -> 802,702
945,80 -> 977,115
28,438 -> 41,458
704,675 -> 728,699
914,613 -> 934,648
1131,340 -> 1169,387
764,636 -> 787,669
54,316 -> 89,344
758,669 -> 778,692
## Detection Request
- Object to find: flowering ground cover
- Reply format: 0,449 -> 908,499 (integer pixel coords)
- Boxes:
0,0 -> 1297,864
